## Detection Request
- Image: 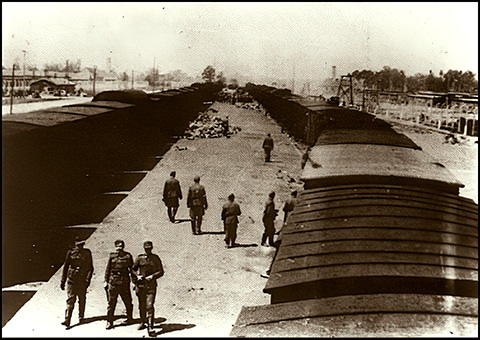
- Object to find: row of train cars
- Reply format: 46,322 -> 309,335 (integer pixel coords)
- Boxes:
228,84 -> 478,336
2,83 -> 221,288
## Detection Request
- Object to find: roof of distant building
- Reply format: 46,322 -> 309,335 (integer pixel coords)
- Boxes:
30,78 -> 76,86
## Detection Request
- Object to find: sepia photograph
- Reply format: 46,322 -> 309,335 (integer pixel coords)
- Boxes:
2,2 -> 478,337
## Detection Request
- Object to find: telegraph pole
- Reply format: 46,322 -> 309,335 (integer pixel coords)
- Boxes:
93,67 -> 97,97
152,57 -> 156,92
22,50 -> 27,97
10,64 -> 15,114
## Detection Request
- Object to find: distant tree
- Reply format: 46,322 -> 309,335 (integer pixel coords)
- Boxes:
459,70 -> 477,92
145,67 -> 159,87
229,78 -> 239,88
121,71 -> 129,82
202,65 -> 216,83
352,69 -> 376,89
405,73 -> 426,93
216,71 -> 226,85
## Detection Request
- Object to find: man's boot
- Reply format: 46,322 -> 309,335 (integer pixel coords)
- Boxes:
106,321 -> 114,330
121,310 -> 134,325
61,309 -> 72,328
137,321 -> 147,330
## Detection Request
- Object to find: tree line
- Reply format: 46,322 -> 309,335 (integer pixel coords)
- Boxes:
351,66 -> 477,93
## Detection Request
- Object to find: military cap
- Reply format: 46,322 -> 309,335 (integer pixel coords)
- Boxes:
75,236 -> 86,245
194,175 -> 200,182
143,241 -> 153,248
114,239 -> 125,246
268,191 -> 276,198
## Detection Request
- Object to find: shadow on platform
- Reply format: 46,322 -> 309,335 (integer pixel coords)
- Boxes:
199,231 -> 225,235
148,322 -> 196,337
232,243 -> 258,248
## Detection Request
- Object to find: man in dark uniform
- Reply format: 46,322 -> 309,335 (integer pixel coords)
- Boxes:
187,175 -> 208,235
60,236 -> 94,329
282,190 -> 297,223
261,191 -> 278,247
163,171 -> 183,223
221,193 -> 242,248
262,133 -> 274,162
104,239 -> 134,329
132,241 -> 164,332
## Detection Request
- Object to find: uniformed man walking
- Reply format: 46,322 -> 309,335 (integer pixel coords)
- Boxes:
60,236 -> 94,329
187,175 -> 208,235
132,241 -> 164,332
162,171 -> 183,223
261,191 -> 278,247
104,239 -> 134,330
262,133 -> 274,162
221,193 -> 242,248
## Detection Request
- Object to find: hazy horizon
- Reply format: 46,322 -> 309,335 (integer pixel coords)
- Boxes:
3,2 -> 478,86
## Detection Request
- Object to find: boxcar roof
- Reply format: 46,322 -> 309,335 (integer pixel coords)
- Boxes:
230,294 -> 478,337
264,185 -> 478,293
301,144 -> 463,191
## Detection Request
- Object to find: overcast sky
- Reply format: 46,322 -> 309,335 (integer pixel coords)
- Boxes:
2,2 -> 478,85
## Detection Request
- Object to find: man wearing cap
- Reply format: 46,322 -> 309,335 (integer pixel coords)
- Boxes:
60,236 -> 94,329
221,193 -> 242,248
262,133 -> 274,162
261,191 -> 278,247
187,176 -> 208,235
132,241 -> 164,332
104,240 -> 134,329
163,171 -> 183,223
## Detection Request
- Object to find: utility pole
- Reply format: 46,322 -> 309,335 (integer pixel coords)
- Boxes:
93,67 -> 97,97
22,50 -> 27,97
10,64 -> 15,114
131,70 -> 134,89
152,57 -> 156,92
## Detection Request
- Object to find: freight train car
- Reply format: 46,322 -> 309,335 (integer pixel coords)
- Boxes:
231,85 -> 478,337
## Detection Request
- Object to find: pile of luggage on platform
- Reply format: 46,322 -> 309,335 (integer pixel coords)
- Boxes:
184,108 -> 241,139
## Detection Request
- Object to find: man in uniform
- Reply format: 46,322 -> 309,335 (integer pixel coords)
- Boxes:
162,171 -> 183,223
104,239 -> 134,329
187,175 -> 208,235
282,190 -> 298,223
262,133 -> 274,162
132,241 -> 164,332
221,193 -> 242,248
60,236 -> 94,329
261,191 -> 278,247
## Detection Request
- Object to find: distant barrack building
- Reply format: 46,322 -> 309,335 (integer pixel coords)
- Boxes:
2,67 -> 194,97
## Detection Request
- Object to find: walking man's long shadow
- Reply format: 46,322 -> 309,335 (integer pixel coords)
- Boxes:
232,243 -> 257,248
148,318 -> 195,337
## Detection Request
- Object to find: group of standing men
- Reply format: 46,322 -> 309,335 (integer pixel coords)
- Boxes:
61,238 -> 164,334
